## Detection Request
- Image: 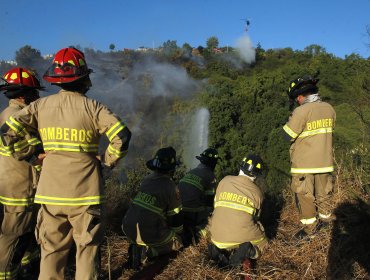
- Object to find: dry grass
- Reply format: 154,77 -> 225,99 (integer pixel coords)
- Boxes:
98,160 -> 370,280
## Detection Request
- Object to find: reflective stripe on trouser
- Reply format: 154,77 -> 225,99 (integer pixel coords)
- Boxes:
291,173 -> 333,233
211,235 -> 268,259
36,204 -> 104,280
211,235 -> 266,250
0,205 -> 37,278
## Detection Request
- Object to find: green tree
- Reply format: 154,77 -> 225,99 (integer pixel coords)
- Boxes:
304,44 -> 327,56
206,36 -> 219,50
182,43 -> 192,52
109,43 -> 116,51
255,42 -> 266,62
15,45 -> 44,67
162,40 -> 178,56
182,42 -> 193,56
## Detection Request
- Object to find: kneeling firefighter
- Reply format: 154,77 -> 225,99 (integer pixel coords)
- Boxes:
208,154 -> 268,274
179,148 -> 219,247
122,147 -> 183,269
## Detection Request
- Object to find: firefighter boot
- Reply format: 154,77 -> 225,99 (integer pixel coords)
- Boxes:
294,226 -> 321,241
294,218 -> 319,241
126,244 -> 146,270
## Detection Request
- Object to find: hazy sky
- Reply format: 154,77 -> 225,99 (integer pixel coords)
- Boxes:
0,0 -> 369,60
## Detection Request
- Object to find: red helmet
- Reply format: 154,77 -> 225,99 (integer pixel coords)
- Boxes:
43,47 -> 92,84
0,67 -> 43,91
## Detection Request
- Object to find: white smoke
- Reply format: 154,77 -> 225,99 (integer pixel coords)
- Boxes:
129,60 -> 199,98
235,35 -> 256,64
85,54 -> 202,167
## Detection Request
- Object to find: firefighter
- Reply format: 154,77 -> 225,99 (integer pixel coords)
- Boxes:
179,148 -> 219,247
122,147 -> 183,269
283,75 -> 336,239
208,154 -> 267,271
0,47 -> 131,279
0,68 -> 43,280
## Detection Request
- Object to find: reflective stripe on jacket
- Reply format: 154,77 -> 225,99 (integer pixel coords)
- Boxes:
283,101 -> 336,174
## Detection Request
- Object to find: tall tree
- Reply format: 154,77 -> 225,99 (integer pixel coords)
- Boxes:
182,43 -> 193,53
206,36 -> 219,50
162,40 -> 179,56
15,45 -> 43,66
304,44 -> 326,56
15,45 -> 48,75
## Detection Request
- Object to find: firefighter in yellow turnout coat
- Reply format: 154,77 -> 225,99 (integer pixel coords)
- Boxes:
1,48 -> 131,279
0,68 -> 43,280
122,147 -> 183,269
208,155 -> 267,268
283,75 -> 336,239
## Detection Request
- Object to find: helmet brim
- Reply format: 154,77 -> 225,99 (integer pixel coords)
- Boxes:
0,83 -> 45,92
146,159 -> 176,171
43,69 -> 92,85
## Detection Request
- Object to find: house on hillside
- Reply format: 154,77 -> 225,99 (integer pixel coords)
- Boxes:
4,60 -> 17,65
213,48 -> 223,54
135,46 -> 150,52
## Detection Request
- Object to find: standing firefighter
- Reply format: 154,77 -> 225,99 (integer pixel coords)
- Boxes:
179,148 -> 219,247
1,47 -> 131,279
283,75 -> 336,239
208,154 -> 267,274
0,67 -> 43,280
122,147 -> 183,270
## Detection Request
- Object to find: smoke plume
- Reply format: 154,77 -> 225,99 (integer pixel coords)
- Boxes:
86,54 -> 201,168
235,34 -> 256,64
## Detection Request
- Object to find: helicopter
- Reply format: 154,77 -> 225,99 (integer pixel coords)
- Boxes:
240,18 -> 251,32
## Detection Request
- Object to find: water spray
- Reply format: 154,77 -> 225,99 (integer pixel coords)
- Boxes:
184,107 -> 210,169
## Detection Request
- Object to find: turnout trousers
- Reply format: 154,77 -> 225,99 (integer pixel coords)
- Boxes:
291,173 -> 333,233
0,204 -> 39,280
36,204 -> 104,280
182,211 -> 209,247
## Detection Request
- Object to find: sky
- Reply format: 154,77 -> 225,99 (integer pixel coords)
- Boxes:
0,0 -> 369,61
